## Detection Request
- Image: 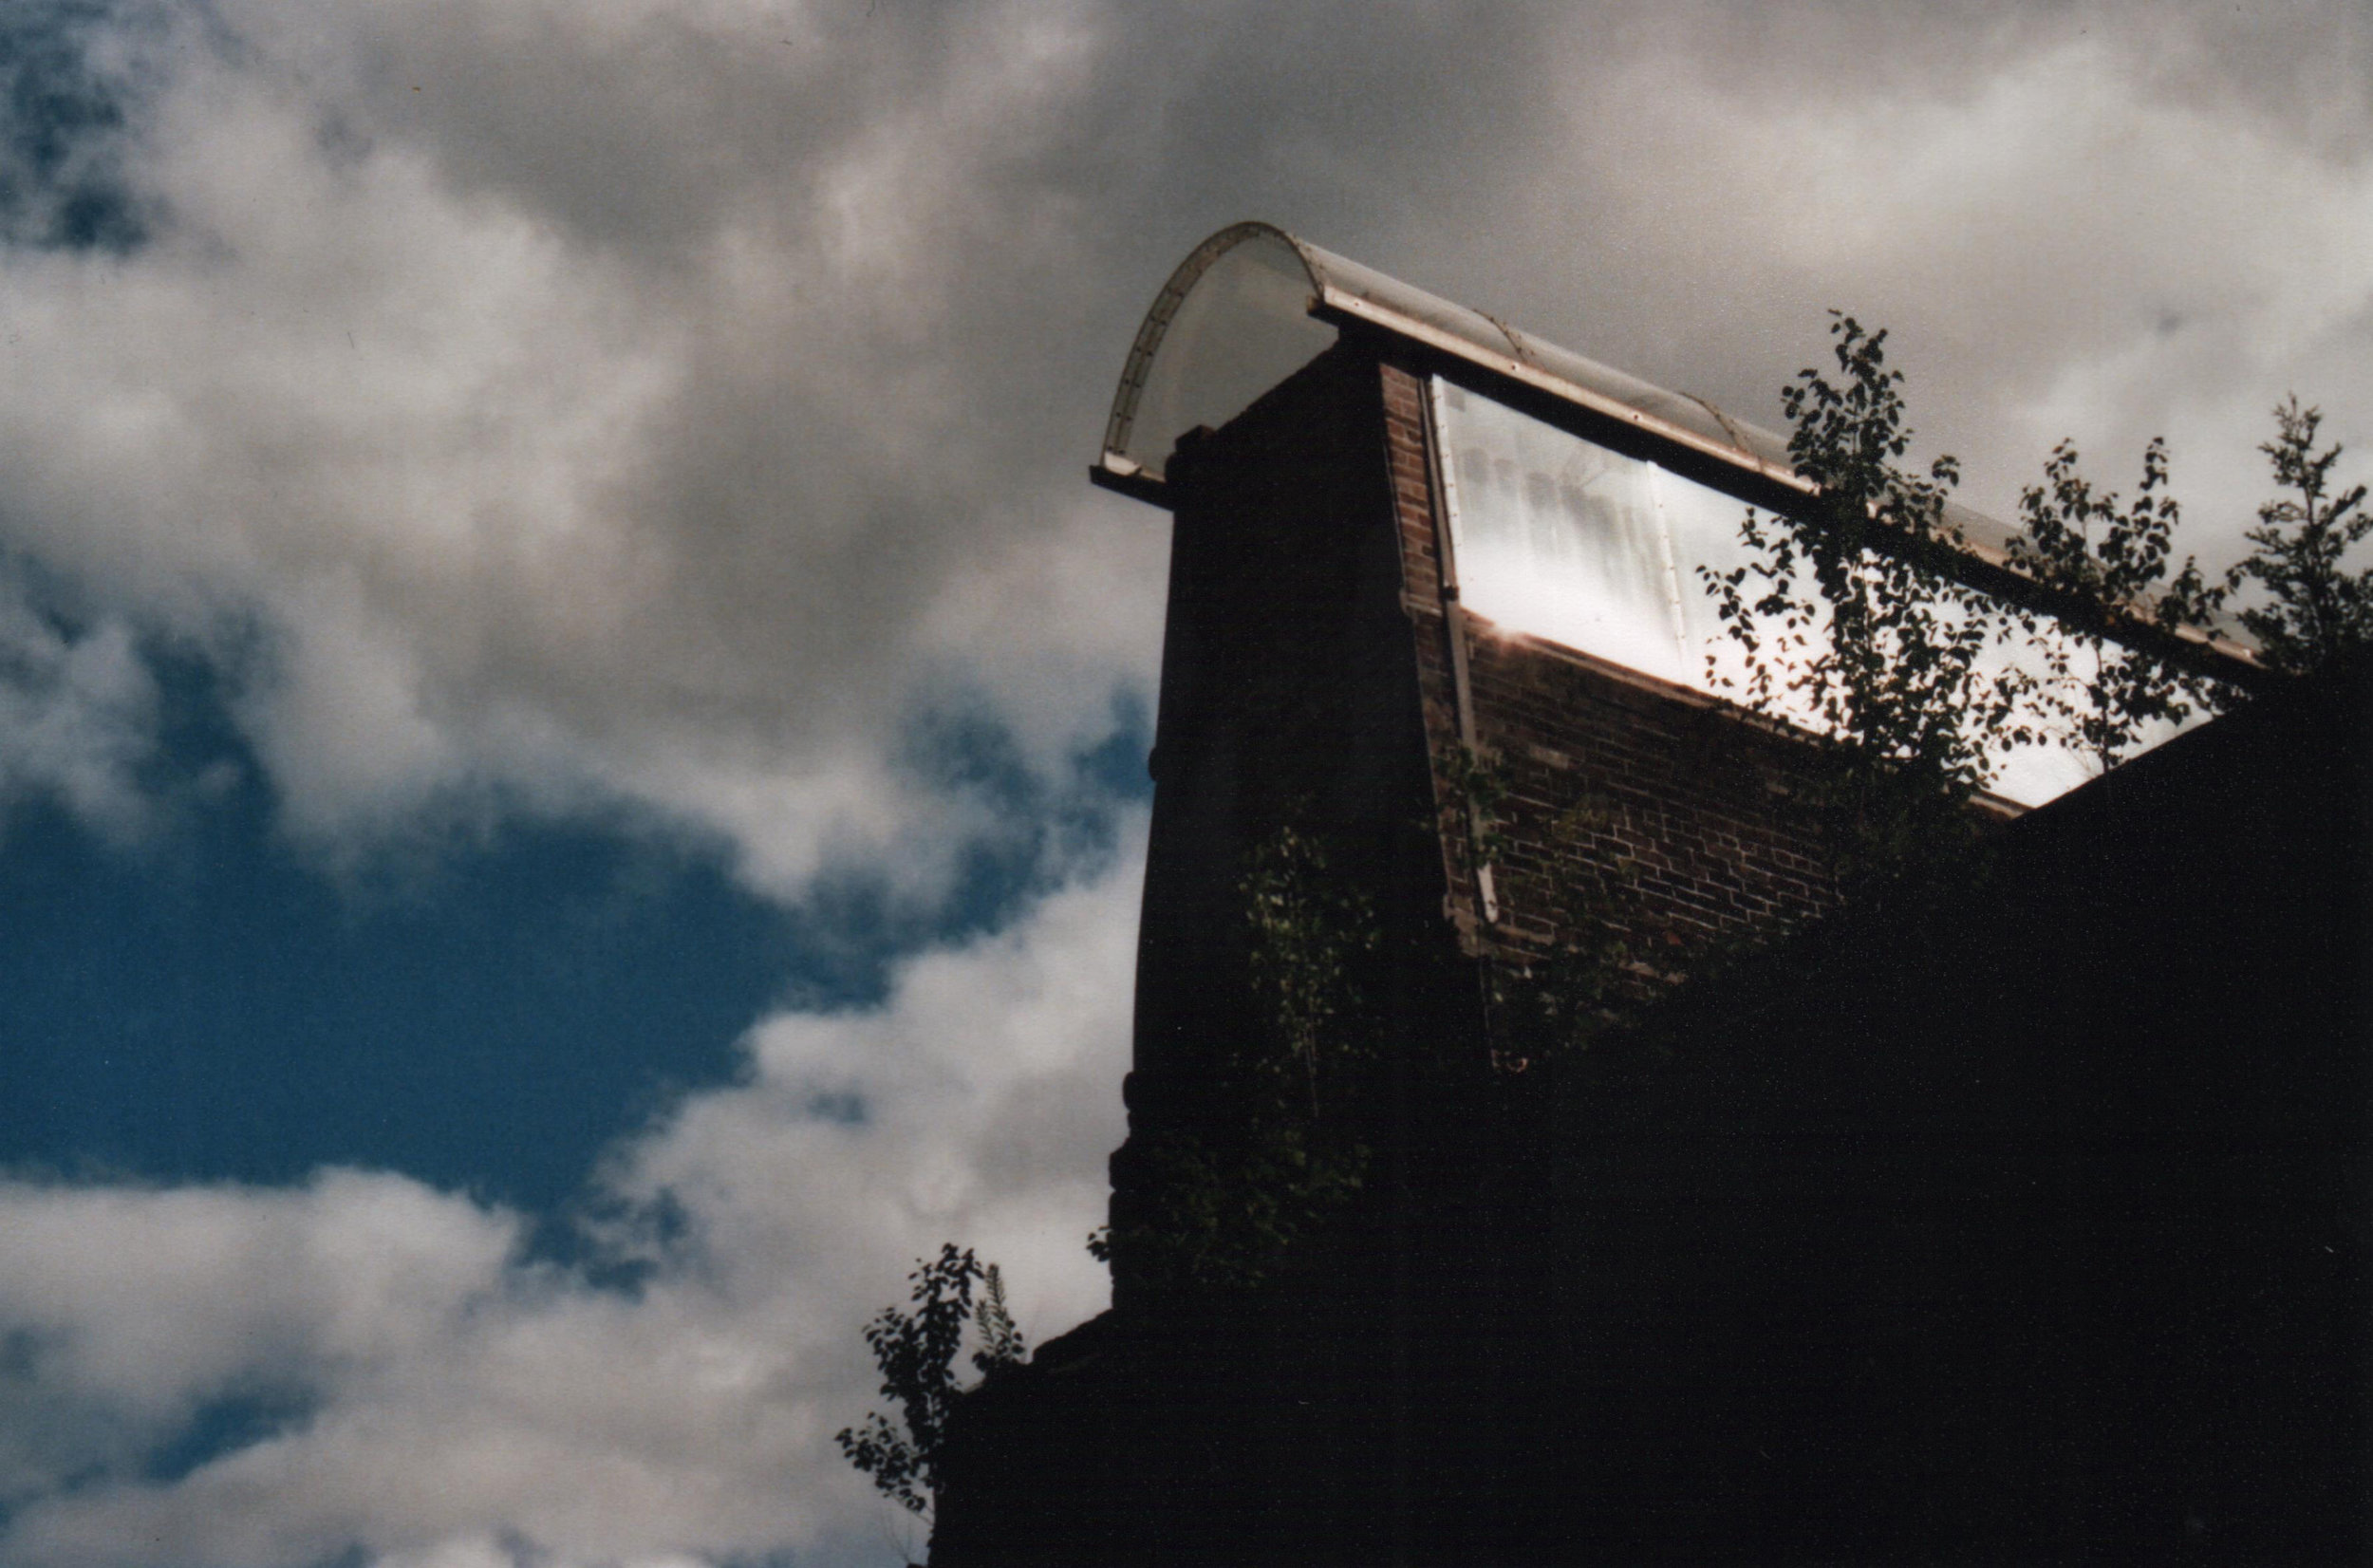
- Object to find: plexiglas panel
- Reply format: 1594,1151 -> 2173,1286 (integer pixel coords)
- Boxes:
1297,245 -> 1523,363
1429,378 -> 2196,809
1431,378 -> 1763,692
1108,230 -> 1336,482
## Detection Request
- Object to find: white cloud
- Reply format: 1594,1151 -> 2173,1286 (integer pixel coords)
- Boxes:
0,571 -> 156,839
0,821 -> 1138,1568
5,4 -> 2373,1564
0,1 -> 2358,889
0,0 -> 1166,904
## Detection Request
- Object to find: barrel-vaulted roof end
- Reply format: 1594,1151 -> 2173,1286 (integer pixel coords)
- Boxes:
1095,220 -> 1806,504
1092,222 -> 2263,682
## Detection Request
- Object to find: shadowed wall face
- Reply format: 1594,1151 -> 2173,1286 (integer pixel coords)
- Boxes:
1111,345 -> 1851,1292
1110,345 -> 1458,1291
1538,657 -> 2373,1561
944,654 -> 2373,1568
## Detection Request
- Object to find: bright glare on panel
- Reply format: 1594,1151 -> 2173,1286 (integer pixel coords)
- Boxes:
1427,377 -> 2203,809
1429,377 -> 1766,698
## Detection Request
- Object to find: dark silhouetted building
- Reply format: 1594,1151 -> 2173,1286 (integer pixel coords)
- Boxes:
927,226 -> 2358,1565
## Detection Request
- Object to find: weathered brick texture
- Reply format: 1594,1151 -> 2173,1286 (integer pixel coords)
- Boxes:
1111,345 -> 1850,1297
1377,361 -> 1840,972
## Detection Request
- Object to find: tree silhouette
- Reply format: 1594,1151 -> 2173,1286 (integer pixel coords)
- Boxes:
2225,396 -> 2373,676
837,1245 -> 1024,1518
2009,437 -> 2229,770
1702,313 -> 2038,887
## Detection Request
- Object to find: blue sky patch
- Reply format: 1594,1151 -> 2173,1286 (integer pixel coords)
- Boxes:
897,687 -> 1152,948
0,784 -> 805,1211
0,636 -> 1151,1224
0,0 -> 153,252
140,1389 -> 317,1485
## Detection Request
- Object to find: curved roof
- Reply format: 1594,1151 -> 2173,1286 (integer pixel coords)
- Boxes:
1097,220 -> 1805,501
1094,222 -> 2263,681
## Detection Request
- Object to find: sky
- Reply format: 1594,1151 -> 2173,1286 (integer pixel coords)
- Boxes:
0,3 -> 2368,1565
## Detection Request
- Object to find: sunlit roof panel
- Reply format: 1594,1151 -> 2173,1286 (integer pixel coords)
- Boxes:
1094,222 -> 2259,699
1429,376 -> 2204,809
1101,225 -> 1336,484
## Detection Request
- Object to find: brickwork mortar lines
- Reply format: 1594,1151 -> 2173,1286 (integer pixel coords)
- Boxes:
1378,358 -> 1840,978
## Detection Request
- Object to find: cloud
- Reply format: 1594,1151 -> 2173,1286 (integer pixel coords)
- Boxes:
4,4 -> 2373,1562
0,0 -> 150,252
0,0 -> 1168,904
0,0 -> 2364,895
1335,4 -> 2373,544
0,819 -> 1139,1568
0,568 -> 156,838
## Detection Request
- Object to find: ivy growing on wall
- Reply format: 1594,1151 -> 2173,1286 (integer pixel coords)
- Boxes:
1094,822 -> 1382,1295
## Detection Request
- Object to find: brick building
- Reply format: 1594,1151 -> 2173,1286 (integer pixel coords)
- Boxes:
923,229 -> 2362,1565
1093,222 -> 2252,1303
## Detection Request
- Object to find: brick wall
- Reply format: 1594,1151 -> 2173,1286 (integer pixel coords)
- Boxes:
1110,345 -> 1466,1300
1378,360 -> 1841,972
1111,346 -> 1851,1292
941,655 -> 2373,1566
1128,345 -> 1448,1091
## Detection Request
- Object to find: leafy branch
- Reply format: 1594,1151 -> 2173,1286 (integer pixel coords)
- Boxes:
1243,824 -> 1379,1118
836,1245 -> 1025,1518
1101,823 -> 1380,1293
1701,313 -> 2036,888
1437,742 -> 1511,866
2224,396 -> 2373,676
2008,438 -> 2231,771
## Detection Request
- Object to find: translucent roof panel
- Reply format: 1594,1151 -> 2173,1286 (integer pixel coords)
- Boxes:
1101,225 -> 1337,483
1295,244 -> 1522,363
1098,221 -> 1803,498
1095,224 -> 2254,691
1429,377 -> 2211,809
1433,376 -> 1713,692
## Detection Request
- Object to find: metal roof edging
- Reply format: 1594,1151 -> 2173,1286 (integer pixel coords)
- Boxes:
1310,284 -> 1813,500
1091,224 -> 2267,687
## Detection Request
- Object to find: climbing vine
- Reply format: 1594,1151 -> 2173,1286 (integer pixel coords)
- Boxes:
1097,822 -> 1381,1294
